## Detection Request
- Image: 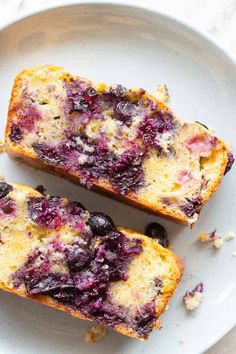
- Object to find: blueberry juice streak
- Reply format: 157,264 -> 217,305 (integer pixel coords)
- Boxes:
23,78 -> 178,195
12,202 -> 157,336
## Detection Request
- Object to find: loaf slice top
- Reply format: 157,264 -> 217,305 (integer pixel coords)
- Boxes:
0,181 -> 182,340
5,66 -> 233,224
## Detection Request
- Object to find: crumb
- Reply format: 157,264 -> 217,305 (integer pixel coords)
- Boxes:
155,320 -> 162,329
197,233 -> 212,242
232,251 -> 236,257
197,230 -> 224,249
213,237 -> 224,249
197,229 -> 217,242
225,231 -> 235,241
0,140 -> 5,153
165,304 -> 169,311
155,84 -> 169,103
183,283 -> 203,311
85,326 -> 107,343
179,337 -> 186,344
0,175 -> 5,181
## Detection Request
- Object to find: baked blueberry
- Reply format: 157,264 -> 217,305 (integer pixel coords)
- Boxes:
0,182 -> 13,199
88,212 -> 115,236
145,222 -> 169,248
9,123 -> 22,142
224,152 -> 234,175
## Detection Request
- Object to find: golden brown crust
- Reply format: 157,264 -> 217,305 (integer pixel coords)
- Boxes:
5,65 -> 230,225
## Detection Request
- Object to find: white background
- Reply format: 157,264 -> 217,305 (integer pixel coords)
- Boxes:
0,0 -> 235,353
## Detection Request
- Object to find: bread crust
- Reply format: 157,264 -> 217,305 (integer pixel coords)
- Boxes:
0,182 -> 183,340
5,65 -> 230,225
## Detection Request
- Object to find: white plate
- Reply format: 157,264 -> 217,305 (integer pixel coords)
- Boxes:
0,2 -> 235,353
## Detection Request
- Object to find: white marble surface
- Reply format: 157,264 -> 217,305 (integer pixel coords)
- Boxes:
0,0 -> 235,353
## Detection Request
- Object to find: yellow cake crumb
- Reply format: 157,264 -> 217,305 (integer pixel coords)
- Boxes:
184,291 -> 203,310
85,326 -> 107,343
225,231 -> 235,241
155,84 -> 169,103
213,237 -> 224,249
197,233 -> 211,242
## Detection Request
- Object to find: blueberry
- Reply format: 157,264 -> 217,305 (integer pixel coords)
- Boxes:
224,152 -> 234,175
116,101 -> 136,117
145,222 -> 169,248
181,197 -> 202,218
35,185 -> 46,195
66,246 -> 92,273
88,212 -> 115,236
9,123 -> 22,142
1,199 -> 15,214
72,98 -> 89,112
86,87 -> 97,97
0,182 -> 13,199
195,121 -> 209,130
110,85 -> 127,97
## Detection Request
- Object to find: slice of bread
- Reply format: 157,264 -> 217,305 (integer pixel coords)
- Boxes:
5,66 -> 233,224
0,181 -> 183,340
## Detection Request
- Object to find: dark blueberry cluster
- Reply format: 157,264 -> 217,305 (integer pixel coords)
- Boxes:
29,79 -> 177,195
13,215 -> 145,332
33,137 -> 145,195
181,197 -> 202,218
138,111 -> 176,148
28,197 -> 85,229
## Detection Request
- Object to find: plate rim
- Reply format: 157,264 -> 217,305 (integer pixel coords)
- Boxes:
0,1 -> 235,352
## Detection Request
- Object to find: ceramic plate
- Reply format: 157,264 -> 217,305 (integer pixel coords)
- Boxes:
0,1 -> 235,353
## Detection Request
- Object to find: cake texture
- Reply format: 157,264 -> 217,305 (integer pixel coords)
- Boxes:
0,181 -> 182,340
5,66 -> 234,225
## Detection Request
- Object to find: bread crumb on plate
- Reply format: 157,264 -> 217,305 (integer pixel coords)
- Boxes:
197,229 -> 217,242
225,231 -> 235,241
179,336 -> 186,344
85,326 -> 107,343
183,283 -> 203,311
213,237 -> 224,249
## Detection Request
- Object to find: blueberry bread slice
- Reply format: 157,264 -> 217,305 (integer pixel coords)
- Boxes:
5,66 -> 234,224
0,182 -> 183,340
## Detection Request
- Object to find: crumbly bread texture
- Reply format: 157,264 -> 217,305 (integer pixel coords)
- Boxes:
5,66 -> 233,224
0,182 -> 182,340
